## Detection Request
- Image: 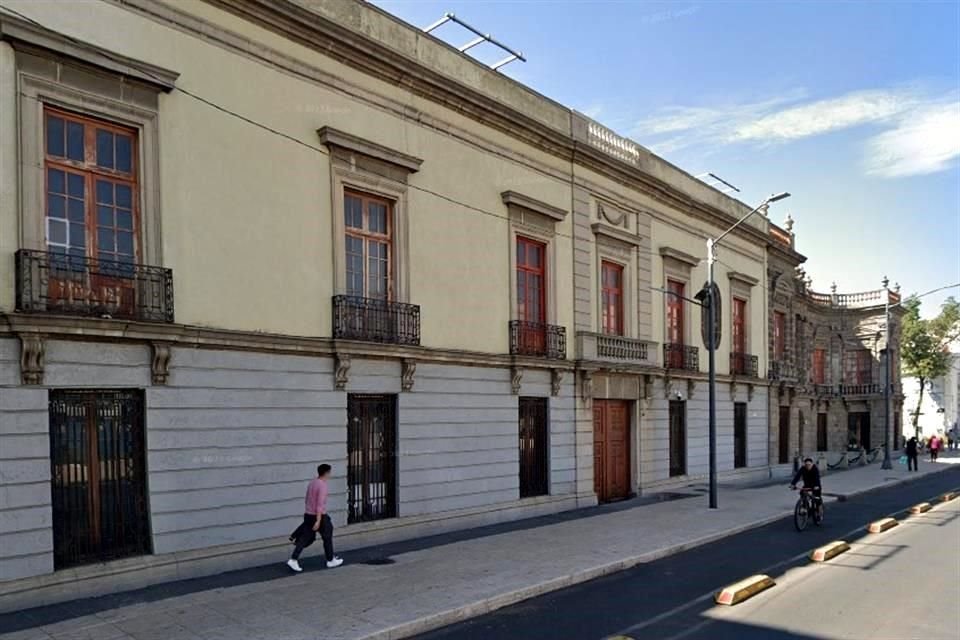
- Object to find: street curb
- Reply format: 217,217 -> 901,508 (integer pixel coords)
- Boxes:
868,517 -> 899,533
909,502 -> 932,514
714,574 -> 776,606
942,491 -> 957,502
809,541 -> 851,563
356,466 -> 957,640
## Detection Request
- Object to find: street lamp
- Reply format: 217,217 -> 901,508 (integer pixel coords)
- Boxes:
704,192 -> 791,509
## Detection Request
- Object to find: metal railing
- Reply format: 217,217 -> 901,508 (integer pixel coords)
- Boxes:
15,249 -> 174,323
768,360 -> 795,381
730,352 -> 759,377
664,343 -> 699,372
333,295 -> 421,346
839,383 -> 881,396
509,321 -> 566,359
814,384 -> 838,397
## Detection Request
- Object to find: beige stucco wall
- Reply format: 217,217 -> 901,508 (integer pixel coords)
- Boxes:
0,0 -> 574,353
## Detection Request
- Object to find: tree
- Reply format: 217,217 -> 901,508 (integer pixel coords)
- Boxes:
900,296 -> 960,437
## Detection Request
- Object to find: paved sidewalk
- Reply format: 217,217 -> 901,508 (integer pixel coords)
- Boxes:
3,457 -> 958,640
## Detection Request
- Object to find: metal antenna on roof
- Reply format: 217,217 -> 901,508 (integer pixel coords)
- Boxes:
695,172 -> 741,195
423,13 -> 526,71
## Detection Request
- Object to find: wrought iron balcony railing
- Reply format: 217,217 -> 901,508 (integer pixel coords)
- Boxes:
664,343 -> 698,372
839,383 -> 882,396
509,321 -> 566,359
15,249 -> 174,323
332,295 -> 420,346
768,360 -> 796,381
730,352 -> 759,378
814,384 -> 838,397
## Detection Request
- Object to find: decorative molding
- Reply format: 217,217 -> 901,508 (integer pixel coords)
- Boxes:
150,342 -> 172,385
659,246 -> 700,268
401,358 -> 416,391
642,374 -> 653,401
729,380 -> 737,403
748,383 -> 756,402
581,370 -> 593,401
687,378 -> 697,400
318,126 -> 423,173
0,12 -> 179,91
597,202 -> 626,227
591,222 -> 642,247
550,368 -> 564,396
501,191 -> 568,221
727,271 -> 759,288
511,366 -> 523,395
334,354 -> 351,390
18,334 -> 44,386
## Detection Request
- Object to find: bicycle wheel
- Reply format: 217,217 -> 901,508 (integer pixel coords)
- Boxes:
813,500 -> 824,526
794,497 -> 809,531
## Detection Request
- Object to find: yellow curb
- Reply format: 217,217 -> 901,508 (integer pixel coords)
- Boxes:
868,517 -> 898,533
714,574 -> 775,606
909,502 -> 932,514
942,492 -> 958,502
809,541 -> 851,562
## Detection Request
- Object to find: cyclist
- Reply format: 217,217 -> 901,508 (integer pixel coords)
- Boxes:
790,457 -> 822,505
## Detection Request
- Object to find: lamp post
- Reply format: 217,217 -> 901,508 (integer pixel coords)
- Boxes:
703,192 -> 791,509
882,277 -> 893,470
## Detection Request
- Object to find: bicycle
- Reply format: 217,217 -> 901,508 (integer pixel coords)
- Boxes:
792,487 -> 824,531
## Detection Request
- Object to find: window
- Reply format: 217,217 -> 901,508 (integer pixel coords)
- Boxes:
666,280 -> 685,345
669,400 -> 686,477
734,402 -> 747,469
45,108 -> 139,269
817,413 -> 828,452
732,298 -> 747,355
812,348 -> 826,384
844,349 -> 872,384
347,394 -> 397,524
773,312 -> 786,359
519,398 -> 549,498
345,190 -> 393,300
517,236 -> 546,324
601,261 -> 624,335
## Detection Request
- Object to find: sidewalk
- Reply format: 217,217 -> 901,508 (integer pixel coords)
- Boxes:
3,457 -> 958,640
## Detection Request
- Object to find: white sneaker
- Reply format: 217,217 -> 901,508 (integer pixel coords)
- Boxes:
326,557 -> 344,569
287,559 -> 303,572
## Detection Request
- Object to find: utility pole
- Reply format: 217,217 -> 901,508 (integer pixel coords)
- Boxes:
882,276 -> 893,470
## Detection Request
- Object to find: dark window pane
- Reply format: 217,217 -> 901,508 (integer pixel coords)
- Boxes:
96,130 -> 114,169
116,135 -> 132,173
67,121 -> 84,161
345,195 -> 362,229
48,219 -> 67,244
116,184 -> 132,208
98,228 -> 115,252
47,116 -> 65,157
68,198 -> 85,223
47,195 -> 66,219
67,173 -> 84,198
48,168 -> 66,195
98,206 -> 114,227
96,180 -> 113,205
368,203 -> 387,233
116,210 -> 133,230
517,240 -> 525,264
117,231 -> 133,255
70,223 -> 86,248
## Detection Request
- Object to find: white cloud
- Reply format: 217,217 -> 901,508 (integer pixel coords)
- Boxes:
864,102 -> 960,178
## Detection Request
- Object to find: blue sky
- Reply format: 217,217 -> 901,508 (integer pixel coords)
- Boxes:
375,0 -> 960,315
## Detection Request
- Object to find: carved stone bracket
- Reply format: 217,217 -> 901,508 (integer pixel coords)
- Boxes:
748,383 -> 756,402
334,354 -> 351,391
729,381 -> 738,403
686,378 -> 696,400
19,334 -> 44,385
580,370 -> 593,402
663,371 -> 673,399
550,369 -> 564,396
511,366 -> 523,395
642,374 -> 653,401
401,359 -> 416,391
150,342 -> 172,385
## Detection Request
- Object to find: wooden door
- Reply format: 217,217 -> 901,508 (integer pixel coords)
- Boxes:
734,402 -> 747,469
848,412 -> 871,450
593,400 -> 630,502
778,406 -> 790,464
669,400 -> 687,476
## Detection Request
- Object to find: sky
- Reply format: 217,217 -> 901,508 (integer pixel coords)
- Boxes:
374,0 -> 960,316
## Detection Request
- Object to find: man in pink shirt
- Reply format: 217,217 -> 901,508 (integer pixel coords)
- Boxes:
287,464 -> 343,572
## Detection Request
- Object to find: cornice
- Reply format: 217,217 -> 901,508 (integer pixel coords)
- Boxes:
591,223 -> 642,247
501,191 -> 568,221
318,126 -> 423,172
727,271 -> 760,287
659,246 -> 700,268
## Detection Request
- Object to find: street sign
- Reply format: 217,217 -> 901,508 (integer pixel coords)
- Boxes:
699,281 -> 722,349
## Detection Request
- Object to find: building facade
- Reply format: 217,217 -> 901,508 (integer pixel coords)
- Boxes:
766,220 -> 905,471
1,0 -> 785,609
902,353 -> 960,439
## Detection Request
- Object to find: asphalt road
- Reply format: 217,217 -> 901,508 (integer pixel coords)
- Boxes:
412,468 -> 960,640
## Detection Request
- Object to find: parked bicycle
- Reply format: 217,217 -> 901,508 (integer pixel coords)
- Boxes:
793,487 -> 824,531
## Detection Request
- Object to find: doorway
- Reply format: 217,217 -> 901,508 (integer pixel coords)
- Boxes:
848,412 -> 871,450
778,406 -> 790,464
734,402 -> 747,469
593,400 -> 630,502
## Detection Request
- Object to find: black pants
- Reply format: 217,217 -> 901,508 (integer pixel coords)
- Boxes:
908,454 -> 918,471
290,514 -> 334,562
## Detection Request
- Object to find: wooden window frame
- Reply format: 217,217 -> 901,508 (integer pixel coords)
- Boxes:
344,189 -> 394,301
812,348 -> 827,385
601,260 -> 625,336
844,349 -> 872,385
666,279 -> 686,347
732,297 -> 747,355
773,311 -> 786,359
516,235 -> 547,324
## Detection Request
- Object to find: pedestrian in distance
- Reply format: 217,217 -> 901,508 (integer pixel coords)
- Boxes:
287,464 -> 343,573
929,434 -> 940,462
906,436 -> 919,472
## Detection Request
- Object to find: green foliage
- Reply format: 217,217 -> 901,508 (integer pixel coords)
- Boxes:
901,296 -> 960,432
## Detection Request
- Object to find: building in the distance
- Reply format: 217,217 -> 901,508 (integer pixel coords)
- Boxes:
902,352 -> 960,439
766,218 -> 905,470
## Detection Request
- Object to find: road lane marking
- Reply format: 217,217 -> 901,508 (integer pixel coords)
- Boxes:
809,541 -> 851,562
867,517 -> 898,533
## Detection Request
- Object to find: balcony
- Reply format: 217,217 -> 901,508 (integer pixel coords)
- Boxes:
664,343 -> 698,372
577,332 -> 655,365
333,295 -> 420,346
839,383 -> 882,396
509,321 -> 566,359
730,352 -> 759,378
15,249 -> 174,323
768,360 -> 796,381
814,384 -> 838,397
